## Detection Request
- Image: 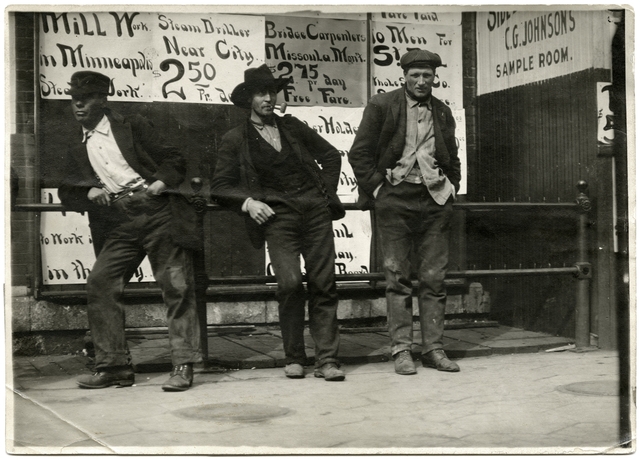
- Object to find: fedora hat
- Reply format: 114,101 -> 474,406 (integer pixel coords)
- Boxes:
67,71 -> 111,96
230,64 -> 291,109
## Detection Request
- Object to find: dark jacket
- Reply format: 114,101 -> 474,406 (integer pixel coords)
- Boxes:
211,114 -> 345,249
348,87 -> 461,209
58,108 -> 200,254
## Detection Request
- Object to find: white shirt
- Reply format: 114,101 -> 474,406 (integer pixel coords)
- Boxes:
83,115 -> 143,194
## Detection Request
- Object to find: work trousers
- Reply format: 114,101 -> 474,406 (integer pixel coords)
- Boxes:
86,191 -> 202,369
374,180 -> 453,357
264,193 -> 340,368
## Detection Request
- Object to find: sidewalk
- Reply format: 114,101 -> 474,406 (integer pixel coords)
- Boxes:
17,323 -> 580,374
7,325 -> 631,454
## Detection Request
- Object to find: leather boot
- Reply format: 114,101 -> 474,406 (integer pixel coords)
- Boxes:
162,363 -> 194,391
422,349 -> 460,372
77,366 -> 135,389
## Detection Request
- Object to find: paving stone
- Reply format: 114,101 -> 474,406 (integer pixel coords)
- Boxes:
130,338 -> 172,372
481,337 -> 575,354
206,336 -> 270,369
442,339 -> 492,358
222,335 -> 278,368
443,328 -> 496,343
340,331 -> 390,349
47,356 -> 91,374
132,337 -> 169,348
338,341 -> 386,364
10,395 -> 105,452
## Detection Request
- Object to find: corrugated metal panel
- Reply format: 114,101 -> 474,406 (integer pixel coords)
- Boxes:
474,69 -> 601,202
469,69 -> 606,336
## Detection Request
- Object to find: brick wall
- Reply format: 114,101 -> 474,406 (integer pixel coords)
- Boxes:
10,12 -> 37,289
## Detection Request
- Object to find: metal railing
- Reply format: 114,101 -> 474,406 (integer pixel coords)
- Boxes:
12,181 -> 592,348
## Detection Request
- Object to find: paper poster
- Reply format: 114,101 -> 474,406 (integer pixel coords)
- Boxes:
265,15 -> 368,107
370,20 -> 463,109
371,12 -> 461,26
40,188 -> 154,285
285,106 -> 364,202
476,10 -> 614,95
38,11 -> 265,104
265,210 -> 372,278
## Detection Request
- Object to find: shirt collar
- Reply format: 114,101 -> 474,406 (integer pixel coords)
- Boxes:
82,114 -> 109,142
405,92 -> 432,110
250,117 -> 277,130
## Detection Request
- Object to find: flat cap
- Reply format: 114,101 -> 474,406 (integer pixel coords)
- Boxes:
400,49 -> 442,70
67,71 -> 111,96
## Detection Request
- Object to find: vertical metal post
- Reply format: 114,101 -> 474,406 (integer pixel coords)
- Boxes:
190,177 -> 209,361
574,180 -> 592,349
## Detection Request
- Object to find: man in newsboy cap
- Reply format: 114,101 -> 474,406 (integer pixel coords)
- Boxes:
348,49 -> 462,375
58,71 -> 202,391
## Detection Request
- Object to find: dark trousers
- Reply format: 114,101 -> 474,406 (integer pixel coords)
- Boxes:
374,181 -> 453,357
264,193 -> 340,368
86,191 -> 202,369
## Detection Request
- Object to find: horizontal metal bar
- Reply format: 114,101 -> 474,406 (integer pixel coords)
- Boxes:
36,267 -> 580,299
447,267 -> 579,277
208,267 -> 579,284
13,201 -> 580,214
14,204 -> 67,212
453,202 -> 579,211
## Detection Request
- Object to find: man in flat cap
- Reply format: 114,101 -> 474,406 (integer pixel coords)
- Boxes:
58,71 -> 202,391
348,49 -> 461,375
211,64 -> 346,381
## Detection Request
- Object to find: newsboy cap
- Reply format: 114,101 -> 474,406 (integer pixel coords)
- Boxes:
400,49 -> 442,70
67,71 -> 111,96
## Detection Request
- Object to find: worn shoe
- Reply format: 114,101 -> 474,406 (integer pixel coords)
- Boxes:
161,363 -> 194,391
422,349 -> 460,372
284,363 -> 305,379
313,363 -> 345,381
77,367 -> 135,389
393,350 -> 417,375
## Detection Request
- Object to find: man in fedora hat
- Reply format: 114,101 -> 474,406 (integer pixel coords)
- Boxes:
211,64 -> 346,381
58,71 -> 202,391
348,49 -> 462,375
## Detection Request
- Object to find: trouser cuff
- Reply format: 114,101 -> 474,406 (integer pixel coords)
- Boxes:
171,352 -> 203,366
315,357 -> 339,368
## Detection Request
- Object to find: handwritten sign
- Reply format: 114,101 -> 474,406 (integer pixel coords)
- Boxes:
333,211 -> 372,276
476,10 -> 613,95
39,12 -> 155,101
370,20 -> 463,109
38,11 -> 265,104
265,211 -> 372,278
372,12 -> 461,26
40,189 -> 154,285
152,13 -> 264,104
265,15 -> 367,107
597,82 -> 614,145
453,109 -> 468,195
286,106 -> 363,202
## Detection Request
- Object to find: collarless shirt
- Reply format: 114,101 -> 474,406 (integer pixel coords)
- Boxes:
385,92 -> 454,205
83,115 -> 142,194
251,119 -> 282,152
